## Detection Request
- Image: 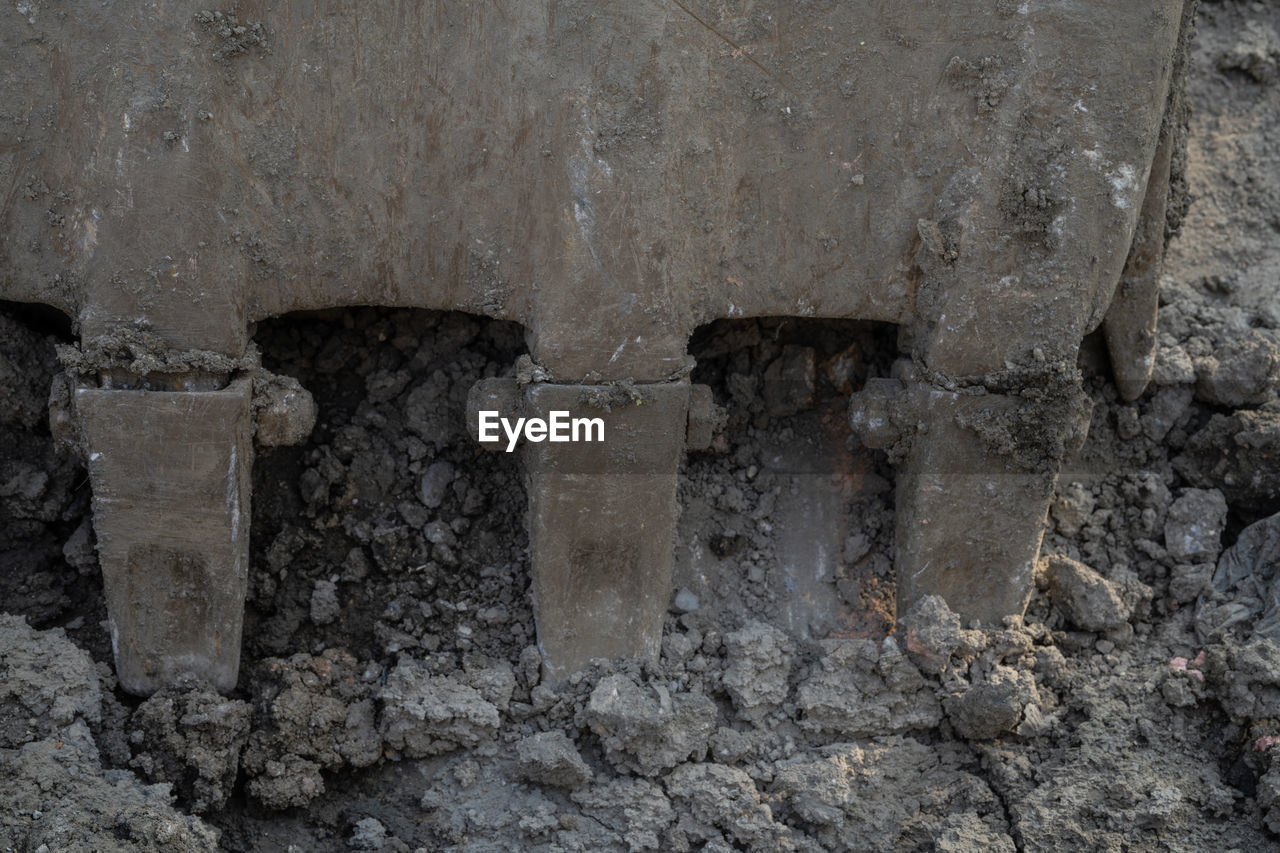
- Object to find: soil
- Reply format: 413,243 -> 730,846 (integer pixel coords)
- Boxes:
4,2 -> 1280,850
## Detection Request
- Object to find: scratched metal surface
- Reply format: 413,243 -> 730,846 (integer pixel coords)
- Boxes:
2,1 -> 1184,379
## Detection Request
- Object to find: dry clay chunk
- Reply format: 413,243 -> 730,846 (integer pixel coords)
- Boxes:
0,614 -> 101,749
517,730 -> 593,789
1164,488 -> 1228,563
380,660 -> 499,757
585,674 -> 716,776
722,620 -> 795,720
1043,555 -> 1131,632
796,638 -> 941,737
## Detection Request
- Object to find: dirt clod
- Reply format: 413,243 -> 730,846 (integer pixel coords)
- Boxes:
1043,554 -> 1132,632
722,620 -> 795,721
128,684 -> 251,813
796,638 -> 942,737
585,673 -> 716,776
1164,487 -> 1229,562
0,614 -> 100,748
1195,331 -> 1280,407
379,660 -> 499,758
516,730 -> 593,789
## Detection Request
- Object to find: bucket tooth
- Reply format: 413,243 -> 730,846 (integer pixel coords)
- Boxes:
74,377 -> 254,695
471,378 -> 702,680
850,375 -> 1089,625
1103,94 -> 1177,403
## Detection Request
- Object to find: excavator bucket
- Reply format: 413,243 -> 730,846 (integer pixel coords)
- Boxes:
0,0 -> 1195,692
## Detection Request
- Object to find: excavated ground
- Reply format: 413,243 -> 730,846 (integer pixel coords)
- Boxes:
3,2 -> 1280,850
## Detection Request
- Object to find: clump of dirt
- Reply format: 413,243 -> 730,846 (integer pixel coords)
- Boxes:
244,308 -> 533,667
0,613 -> 101,748
195,10 -> 267,60
0,308 -> 93,630
239,650 -> 382,809
676,317 -> 900,640
128,685 -> 252,814
55,328 -> 258,383
0,615 -> 219,852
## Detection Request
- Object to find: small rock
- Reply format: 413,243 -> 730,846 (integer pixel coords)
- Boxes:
762,345 -> 816,417
943,664 -> 1038,740
61,518 -> 97,572
310,580 -> 341,625
516,731 -> 593,789
671,588 -> 700,614
1141,386 -> 1194,442
1164,488 -> 1228,562
1042,554 -> 1130,632
418,461 -> 456,509
662,632 -> 695,665
1195,332 -> 1280,407
900,595 -> 984,676
479,605 -> 509,625
348,816 -> 388,850
396,499 -> 430,530
423,520 -> 454,545
254,372 -> 317,447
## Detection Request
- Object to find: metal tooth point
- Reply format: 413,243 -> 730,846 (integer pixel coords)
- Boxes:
468,378 -> 703,681
75,375 -> 256,695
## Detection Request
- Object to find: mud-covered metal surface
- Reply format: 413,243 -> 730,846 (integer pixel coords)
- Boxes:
0,0 -> 1200,685
75,377 -> 254,694
4,0 -> 1185,378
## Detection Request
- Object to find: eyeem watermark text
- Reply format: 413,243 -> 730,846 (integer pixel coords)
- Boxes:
477,410 -> 605,452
